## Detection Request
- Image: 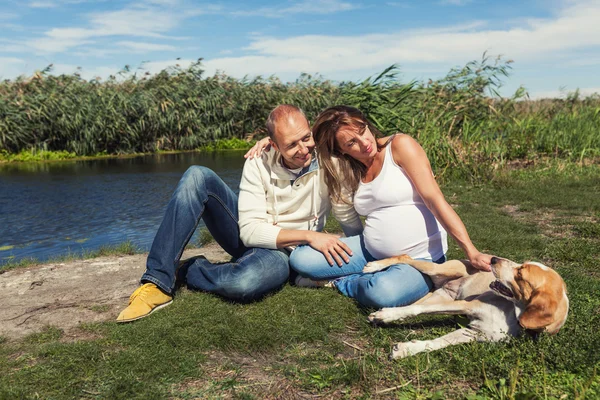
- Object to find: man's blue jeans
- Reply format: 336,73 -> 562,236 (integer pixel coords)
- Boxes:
141,166 -> 290,301
290,235 -> 441,309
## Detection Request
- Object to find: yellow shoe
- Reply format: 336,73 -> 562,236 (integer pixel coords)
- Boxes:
116,283 -> 173,323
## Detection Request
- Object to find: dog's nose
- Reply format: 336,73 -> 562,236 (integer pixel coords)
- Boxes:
491,257 -> 499,265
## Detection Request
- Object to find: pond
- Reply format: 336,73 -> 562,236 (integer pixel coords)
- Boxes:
0,151 -> 246,267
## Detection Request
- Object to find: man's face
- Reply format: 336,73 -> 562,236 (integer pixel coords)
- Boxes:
270,112 -> 315,170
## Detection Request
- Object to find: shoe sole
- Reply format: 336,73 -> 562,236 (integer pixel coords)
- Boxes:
116,299 -> 173,323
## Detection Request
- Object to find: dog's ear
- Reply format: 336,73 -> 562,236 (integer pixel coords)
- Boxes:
519,289 -> 557,332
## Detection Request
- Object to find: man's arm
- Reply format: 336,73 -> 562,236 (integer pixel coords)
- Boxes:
237,156 -> 353,265
276,229 -> 352,266
238,157 -> 282,249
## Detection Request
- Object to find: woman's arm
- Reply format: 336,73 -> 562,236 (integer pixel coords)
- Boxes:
390,134 -> 492,271
244,137 -> 271,159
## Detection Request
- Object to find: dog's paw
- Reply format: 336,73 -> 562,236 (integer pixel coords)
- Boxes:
368,308 -> 405,324
363,261 -> 387,273
390,340 -> 427,360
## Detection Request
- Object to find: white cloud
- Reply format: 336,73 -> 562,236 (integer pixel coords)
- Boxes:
116,41 -> 177,52
27,36 -> 94,53
529,86 -> 600,99
0,42 -> 27,52
439,0 -> 473,6
25,3 -> 201,54
135,59 -> 197,74
0,57 -> 25,64
4,0 -> 599,98
144,0 -> 181,5
68,0 -> 596,87
0,57 -> 27,80
386,2 -> 413,8
27,0 -> 113,7
9,0 -> 354,57
28,1 -> 58,8
232,0 -> 358,18
0,23 -> 25,32
562,55 -> 600,67
0,12 -> 19,20
280,0 -> 357,14
48,63 -> 121,80
85,7 -> 180,37
192,0 -> 600,81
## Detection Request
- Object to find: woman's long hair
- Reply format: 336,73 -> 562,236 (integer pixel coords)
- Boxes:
313,105 -> 389,204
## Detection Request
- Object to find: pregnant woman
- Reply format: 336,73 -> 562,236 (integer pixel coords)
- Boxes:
289,105 -> 493,309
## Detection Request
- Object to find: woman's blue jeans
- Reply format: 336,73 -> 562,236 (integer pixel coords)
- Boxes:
141,166 -> 289,301
290,235 -> 442,309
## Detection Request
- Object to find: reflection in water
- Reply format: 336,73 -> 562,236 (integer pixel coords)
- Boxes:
0,151 -> 245,266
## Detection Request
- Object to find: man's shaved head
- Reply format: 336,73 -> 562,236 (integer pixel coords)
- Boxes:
265,104 -> 314,170
266,105 -> 307,139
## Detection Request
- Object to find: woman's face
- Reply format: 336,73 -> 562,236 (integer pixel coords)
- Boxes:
335,123 -> 378,162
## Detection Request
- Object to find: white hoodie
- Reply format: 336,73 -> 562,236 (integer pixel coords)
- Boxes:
238,148 -> 363,250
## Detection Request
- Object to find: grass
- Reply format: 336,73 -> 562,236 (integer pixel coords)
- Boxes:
0,138 -> 254,163
1,164 -> 599,399
0,149 -> 79,163
196,138 -> 256,152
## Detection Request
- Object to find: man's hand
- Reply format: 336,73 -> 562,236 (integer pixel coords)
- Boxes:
244,137 -> 271,159
469,251 -> 493,272
306,232 -> 353,266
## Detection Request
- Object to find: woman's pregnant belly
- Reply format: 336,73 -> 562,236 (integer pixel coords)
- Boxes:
363,204 -> 447,260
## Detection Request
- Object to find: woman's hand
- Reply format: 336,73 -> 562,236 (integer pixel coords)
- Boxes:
468,251 -> 493,272
306,232 -> 353,267
244,137 -> 271,159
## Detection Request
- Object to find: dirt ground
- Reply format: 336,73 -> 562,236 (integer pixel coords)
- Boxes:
0,244 -> 231,340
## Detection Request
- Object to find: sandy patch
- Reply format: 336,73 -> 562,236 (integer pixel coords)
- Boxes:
0,244 -> 230,340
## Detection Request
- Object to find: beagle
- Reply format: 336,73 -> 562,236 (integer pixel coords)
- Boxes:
364,256 -> 569,359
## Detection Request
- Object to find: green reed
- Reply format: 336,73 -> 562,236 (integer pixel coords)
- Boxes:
1,56 -> 598,180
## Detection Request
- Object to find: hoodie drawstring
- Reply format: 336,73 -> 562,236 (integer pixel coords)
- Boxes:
272,177 -> 279,226
311,168 -> 319,229
270,164 -> 319,229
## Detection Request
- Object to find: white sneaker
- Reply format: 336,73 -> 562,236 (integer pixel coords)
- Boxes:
294,275 -> 333,288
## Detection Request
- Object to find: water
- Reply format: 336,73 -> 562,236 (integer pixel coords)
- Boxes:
0,151 -> 246,266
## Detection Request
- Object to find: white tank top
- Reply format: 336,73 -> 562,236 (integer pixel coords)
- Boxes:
353,137 -> 448,260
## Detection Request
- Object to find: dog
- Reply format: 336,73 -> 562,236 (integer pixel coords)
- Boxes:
363,255 -> 569,359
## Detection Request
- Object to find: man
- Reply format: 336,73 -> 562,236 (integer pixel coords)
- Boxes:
117,105 -> 363,322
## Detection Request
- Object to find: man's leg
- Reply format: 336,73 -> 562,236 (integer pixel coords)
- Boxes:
142,166 -> 246,295
185,248 -> 290,302
118,166 -> 245,322
289,235 -> 368,280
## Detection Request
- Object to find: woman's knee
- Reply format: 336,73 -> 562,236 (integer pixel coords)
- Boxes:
291,237 -> 367,280
289,245 -> 325,278
358,269 -> 432,309
358,279 -> 402,308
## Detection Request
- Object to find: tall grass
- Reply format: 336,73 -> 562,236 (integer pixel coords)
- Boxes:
1,55 -> 598,180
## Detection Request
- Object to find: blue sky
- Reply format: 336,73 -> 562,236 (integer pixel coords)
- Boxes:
1,0 -> 599,98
